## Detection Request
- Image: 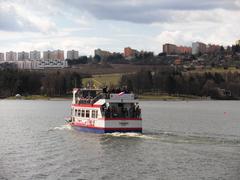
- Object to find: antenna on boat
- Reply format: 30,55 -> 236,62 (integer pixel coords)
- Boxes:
74,78 -> 77,88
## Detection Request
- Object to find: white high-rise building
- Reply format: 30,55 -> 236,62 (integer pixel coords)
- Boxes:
30,50 -> 41,60
67,50 -> 79,60
18,51 -> 29,61
0,53 -> 4,61
192,42 -> 207,55
6,51 -> 17,61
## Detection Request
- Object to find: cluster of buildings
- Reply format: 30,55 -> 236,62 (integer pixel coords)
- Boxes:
1,39 -> 239,70
95,42 -> 226,61
94,47 -> 151,60
0,50 -> 81,69
0,50 -> 80,61
163,42 -> 222,55
192,42 -> 222,55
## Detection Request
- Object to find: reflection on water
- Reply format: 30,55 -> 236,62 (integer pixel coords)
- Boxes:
0,100 -> 240,179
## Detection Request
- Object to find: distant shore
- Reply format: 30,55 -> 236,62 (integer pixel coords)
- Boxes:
5,94 -> 210,101
138,94 -> 209,101
6,95 -> 71,101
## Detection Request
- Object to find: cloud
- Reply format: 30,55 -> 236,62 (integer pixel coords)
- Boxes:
0,0 -> 240,55
1,0 -> 239,31
155,31 -> 193,45
61,0 -> 240,24
0,29 -> 114,55
0,1 -> 56,32
67,0 -> 240,11
0,4 -> 36,31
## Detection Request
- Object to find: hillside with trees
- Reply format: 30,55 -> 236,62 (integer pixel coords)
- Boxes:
119,67 -> 240,100
1,66 -> 240,100
0,70 -> 83,98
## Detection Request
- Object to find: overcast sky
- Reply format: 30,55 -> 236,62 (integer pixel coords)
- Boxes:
0,0 -> 240,55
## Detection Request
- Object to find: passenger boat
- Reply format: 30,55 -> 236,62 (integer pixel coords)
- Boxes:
68,88 -> 142,133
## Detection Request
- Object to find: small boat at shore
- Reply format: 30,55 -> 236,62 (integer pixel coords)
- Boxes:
67,88 -> 142,133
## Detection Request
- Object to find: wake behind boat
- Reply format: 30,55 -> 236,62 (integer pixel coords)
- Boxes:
68,88 -> 142,133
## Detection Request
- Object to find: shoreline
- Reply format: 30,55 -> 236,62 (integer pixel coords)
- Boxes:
4,94 -> 210,101
6,95 -> 72,101
138,95 -> 210,101
4,93 -> 238,101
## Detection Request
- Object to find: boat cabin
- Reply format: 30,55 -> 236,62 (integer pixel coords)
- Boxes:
72,88 -> 141,119
101,102 -> 141,118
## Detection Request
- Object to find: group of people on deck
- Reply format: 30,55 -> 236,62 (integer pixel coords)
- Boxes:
75,86 -> 132,104
76,97 -> 94,104
103,104 -> 141,118
103,86 -> 130,94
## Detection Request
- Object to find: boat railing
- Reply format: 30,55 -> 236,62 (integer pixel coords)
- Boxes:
76,92 -> 136,105
76,93 -> 105,105
91,93 -> 104,104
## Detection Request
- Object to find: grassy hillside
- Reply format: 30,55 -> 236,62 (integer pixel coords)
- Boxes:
82,73 -> 122,88
68,64 -> 163,75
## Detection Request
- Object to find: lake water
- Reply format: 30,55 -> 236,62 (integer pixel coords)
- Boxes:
0,100 -> 240,180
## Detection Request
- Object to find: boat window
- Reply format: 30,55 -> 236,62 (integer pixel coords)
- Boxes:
75,109 -> 77,116
92,110 -> 95,118
86,110 -> 90,118
80,109 -> 82,117
95,110 -> 98,118
81,110 -> 85,117
78,109 -> 81,117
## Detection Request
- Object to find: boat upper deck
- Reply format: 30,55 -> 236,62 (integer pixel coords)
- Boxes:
72,88 -> 138,105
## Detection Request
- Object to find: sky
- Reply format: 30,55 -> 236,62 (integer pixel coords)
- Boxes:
0,0 -> 240,55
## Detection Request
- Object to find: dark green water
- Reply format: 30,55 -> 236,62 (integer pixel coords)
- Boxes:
0,100 -> 240,180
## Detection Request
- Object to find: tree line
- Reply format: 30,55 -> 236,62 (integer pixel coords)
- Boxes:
1,68 -> 240,99
119,67 -> 240,99
0,70 -> 83,98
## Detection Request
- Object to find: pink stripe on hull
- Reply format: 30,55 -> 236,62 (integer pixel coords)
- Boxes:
70,123 -> 142,131
98,118 -> 142,121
